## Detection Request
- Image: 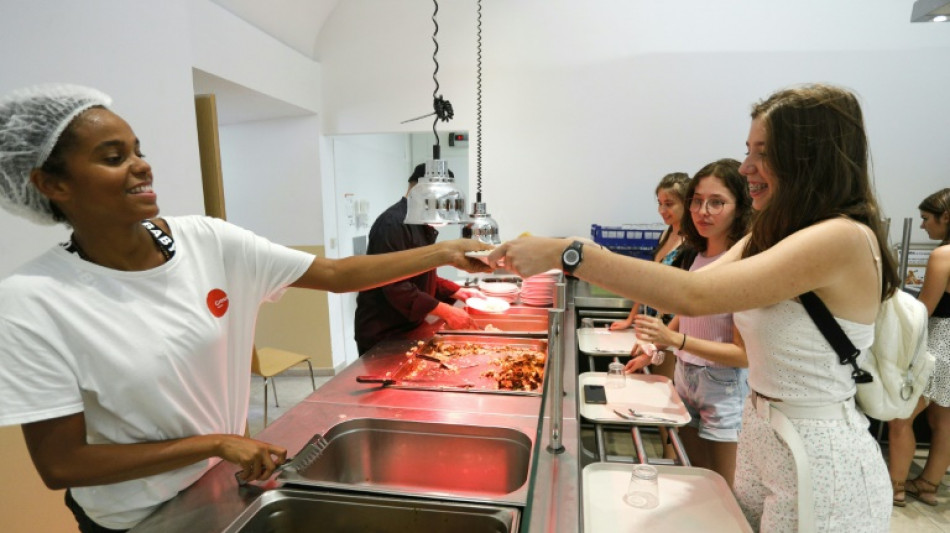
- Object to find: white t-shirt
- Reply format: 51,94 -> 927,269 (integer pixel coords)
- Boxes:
0,216 -> 313,529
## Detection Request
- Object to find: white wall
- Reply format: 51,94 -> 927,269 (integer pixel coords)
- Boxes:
316,0 -> 950,245
0,0 -> 201,277
219,115 -> 323,244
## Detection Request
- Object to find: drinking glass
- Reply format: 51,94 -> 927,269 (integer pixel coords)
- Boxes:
605,357 -> 625,389
622,464 -> 659,508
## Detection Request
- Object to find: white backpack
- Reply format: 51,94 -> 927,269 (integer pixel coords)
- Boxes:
801,289 -> 934,421
857,290 -> 935,420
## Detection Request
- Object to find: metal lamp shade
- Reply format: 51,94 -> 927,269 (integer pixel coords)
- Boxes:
462,201 -> 501,245
404,160 -> 466,225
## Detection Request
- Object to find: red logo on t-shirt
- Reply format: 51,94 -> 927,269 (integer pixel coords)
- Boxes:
207,289 -> 229,317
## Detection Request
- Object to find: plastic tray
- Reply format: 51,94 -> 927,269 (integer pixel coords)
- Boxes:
577,328 -> 642,356
582,463 -> 752,532
578,372 -> 690,426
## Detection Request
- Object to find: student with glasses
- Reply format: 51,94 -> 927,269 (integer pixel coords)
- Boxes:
625,158 -> 753,488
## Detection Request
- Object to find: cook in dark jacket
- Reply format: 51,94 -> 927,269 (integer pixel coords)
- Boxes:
355,164 -> 483,354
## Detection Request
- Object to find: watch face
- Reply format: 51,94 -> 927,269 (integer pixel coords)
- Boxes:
564,249 -> 580,265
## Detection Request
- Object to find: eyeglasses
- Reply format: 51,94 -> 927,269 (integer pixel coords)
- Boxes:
687,197 -> 730,215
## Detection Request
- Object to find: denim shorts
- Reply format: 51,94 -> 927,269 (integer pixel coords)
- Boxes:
674,361 -> 749,442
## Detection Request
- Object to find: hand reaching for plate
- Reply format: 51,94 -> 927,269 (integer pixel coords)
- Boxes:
487,237 -> 566,277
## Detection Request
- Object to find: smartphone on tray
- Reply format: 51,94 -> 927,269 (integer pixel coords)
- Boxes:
584,384 -> 607,404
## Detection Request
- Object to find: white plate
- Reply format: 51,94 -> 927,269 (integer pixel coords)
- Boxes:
465,250 -> 504,266
479,281 -> 520,294
466,296 -> 511,313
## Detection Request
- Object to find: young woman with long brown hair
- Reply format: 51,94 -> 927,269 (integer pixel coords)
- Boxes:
491,84 -> 898,532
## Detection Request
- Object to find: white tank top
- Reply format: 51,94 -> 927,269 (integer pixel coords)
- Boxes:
734,220 -> 881,405
734,301 -> 873,405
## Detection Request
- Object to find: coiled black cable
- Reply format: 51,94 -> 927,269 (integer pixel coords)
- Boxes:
430,0 -> 453,149
475,0 -> 483,203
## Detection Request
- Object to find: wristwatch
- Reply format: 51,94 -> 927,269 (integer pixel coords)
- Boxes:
561,240 -> 584,275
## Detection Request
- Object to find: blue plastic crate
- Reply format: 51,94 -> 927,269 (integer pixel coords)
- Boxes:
591,224 -> 664,256
606,247 -> 655,260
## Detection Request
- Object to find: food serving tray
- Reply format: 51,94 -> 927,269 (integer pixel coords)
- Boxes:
582,463 -> 752,532
441,306 -> 549,336
578,372 -> 690,426
357,335 -> 548,396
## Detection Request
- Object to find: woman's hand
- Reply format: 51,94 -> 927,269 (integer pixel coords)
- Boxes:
488,236 -> 566,277
609,317 -> 633,331
216,435 -> 288,484
633,314 -> 677,348
624,344 -> 652,373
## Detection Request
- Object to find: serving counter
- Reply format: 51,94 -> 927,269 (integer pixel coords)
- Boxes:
133,295 -> 583,533
133,279 -> 748,532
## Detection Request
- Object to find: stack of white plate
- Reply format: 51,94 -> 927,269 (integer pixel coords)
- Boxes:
478,280 -> 521,303
520,269 -> 561,307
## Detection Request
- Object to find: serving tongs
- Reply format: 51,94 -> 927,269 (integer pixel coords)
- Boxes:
235,435 -> 329,486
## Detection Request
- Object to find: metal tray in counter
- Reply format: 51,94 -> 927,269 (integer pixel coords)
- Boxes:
583,463 -> 752,532
440,306 -> 549,336
277,418 -> 532,506
223,488 -> 521,533
358,335 -> 548,396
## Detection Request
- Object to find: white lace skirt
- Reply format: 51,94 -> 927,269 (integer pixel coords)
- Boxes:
925,316 -> 950,407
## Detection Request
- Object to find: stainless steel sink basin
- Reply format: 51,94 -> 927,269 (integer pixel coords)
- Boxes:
280,418 -> 533,502
223,489 -> 520,533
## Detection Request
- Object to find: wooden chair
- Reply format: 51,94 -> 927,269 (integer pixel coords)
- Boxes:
251,346 -> 316,426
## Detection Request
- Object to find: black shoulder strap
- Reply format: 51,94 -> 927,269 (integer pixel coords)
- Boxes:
141,219 -> 176,260
799,291 -> 873,384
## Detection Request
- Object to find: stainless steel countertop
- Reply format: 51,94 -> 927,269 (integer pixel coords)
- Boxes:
133,296 -> 584,533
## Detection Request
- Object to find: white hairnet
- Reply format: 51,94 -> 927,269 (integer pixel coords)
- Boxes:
0,83 -> 112,225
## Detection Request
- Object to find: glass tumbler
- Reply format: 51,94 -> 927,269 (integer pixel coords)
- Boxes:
623,464 -> 659,509
605,357 -> 625,389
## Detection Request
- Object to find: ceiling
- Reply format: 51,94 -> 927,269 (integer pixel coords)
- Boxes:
198,0 -> 339,124
209,0 -> 338,59
192,69 -> 316,125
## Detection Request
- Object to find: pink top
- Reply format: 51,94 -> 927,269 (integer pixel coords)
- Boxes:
676,251 -> 734,367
